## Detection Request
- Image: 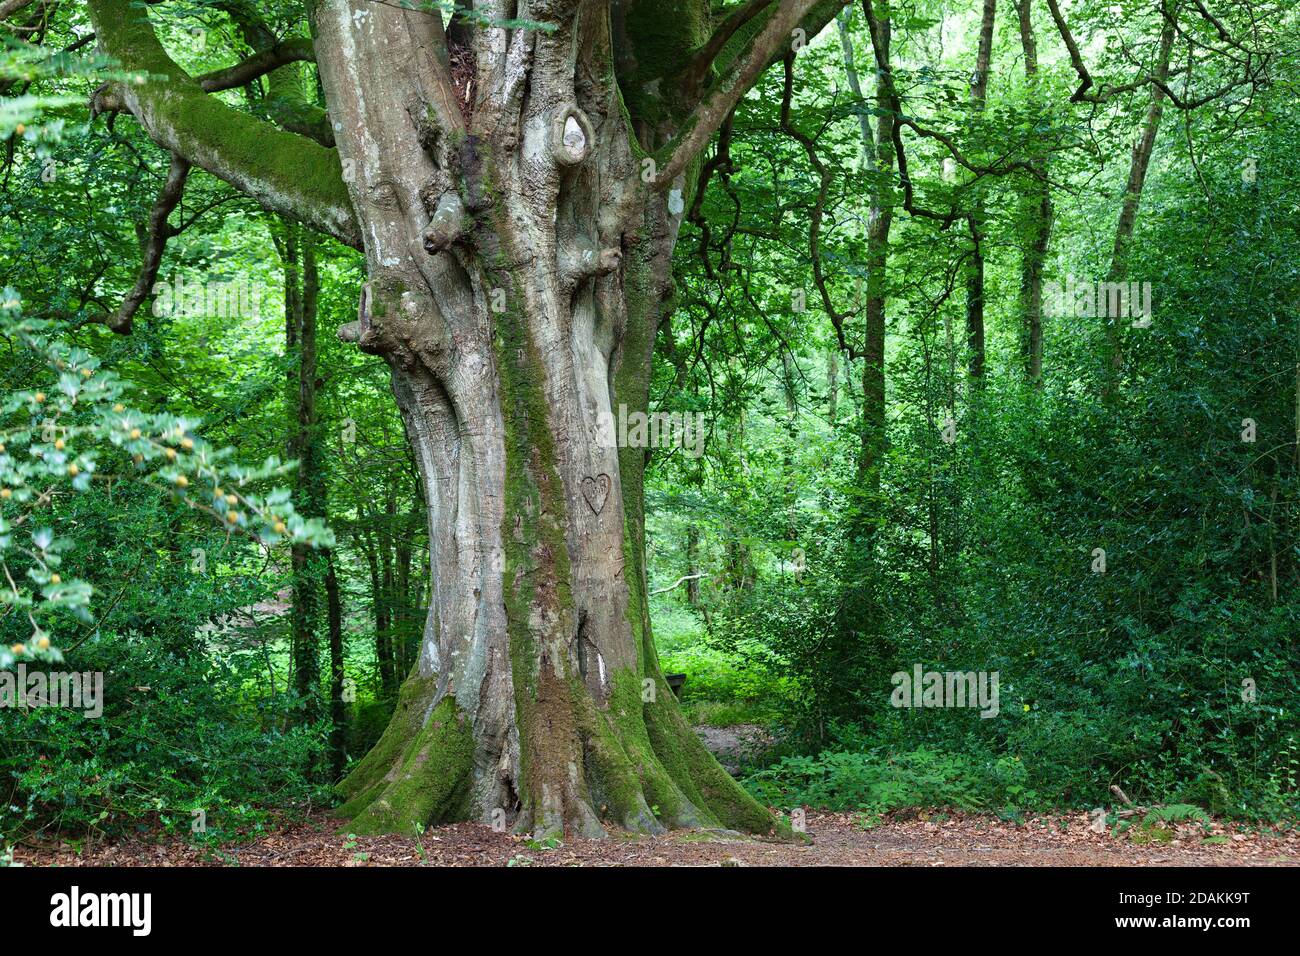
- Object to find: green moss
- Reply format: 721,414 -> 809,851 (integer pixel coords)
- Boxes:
87,0 -> 356,245
485,255 -> 582,833
643,674 -> 776,835
337,672 -> 434,806
337,690 -> 474,835
1130,825 -> 1176,846
574,670 -> 695,831
620,0 -> 711,125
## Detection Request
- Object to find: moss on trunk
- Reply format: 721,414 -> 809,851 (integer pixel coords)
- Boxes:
336,677 -> 474,835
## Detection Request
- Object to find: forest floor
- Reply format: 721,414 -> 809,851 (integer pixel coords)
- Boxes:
16,810 -> 1300,867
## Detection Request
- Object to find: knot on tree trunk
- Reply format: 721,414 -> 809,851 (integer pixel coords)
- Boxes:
89,83 -> 127,124
422,191 -> 468,255
548,105 -> 594,167
559,236 -> 621,291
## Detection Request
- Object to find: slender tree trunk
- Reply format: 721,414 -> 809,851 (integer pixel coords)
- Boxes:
378,490 -> 398,670
1016,0 -> 1050,386
826,348 -> 839,423
1104,17 -> 1176,372
781,351 -> 799,543
326,551 -> 347,779
359,528 -> 396,698
821,0 -> 896,728
836,8 -> 873,168
685,524 -> 700,606
964,0 -> 996,384
278,223 -> 324,725
854,0 -> 893,504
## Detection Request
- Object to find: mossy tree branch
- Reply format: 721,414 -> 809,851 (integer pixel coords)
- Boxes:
213,2 -> 335,147
86,0 -> 360,248
196,38 -> 315,93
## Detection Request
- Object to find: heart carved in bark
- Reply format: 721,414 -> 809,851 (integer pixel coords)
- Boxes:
580,473 -> 611,515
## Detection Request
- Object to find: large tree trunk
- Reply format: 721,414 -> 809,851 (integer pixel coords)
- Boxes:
313,0 -> 776,838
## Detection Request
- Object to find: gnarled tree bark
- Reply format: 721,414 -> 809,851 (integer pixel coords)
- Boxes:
89,0 -> 848,838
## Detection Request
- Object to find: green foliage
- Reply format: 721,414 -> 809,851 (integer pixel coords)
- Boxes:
0,297 -> 331,658
644,3 -> 1300,824
3,0 -> 1299,852
744,746 -> 1034,814
1,634 -> 328,844
1142,804 -> 1212,825
0,295 -> 333,848
654,603 -> 792,722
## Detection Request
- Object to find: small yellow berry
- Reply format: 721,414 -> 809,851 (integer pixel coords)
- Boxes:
113,403 -> 125,413
67,463 -> 79,476
225,494 -> 237,506
132,453 -> 144,464
0,488 -> 10,499
37,636 -> 50,650
273,521 -> 287,534
226,510 -> 240,524
181,437 -> 194,450
164,448 -> 176,461
81,368 -> 92,378
11,643 -> 25,655
213,486 -> 223,497
54,438 -> 65,450
33,392 -> 45,403
129,428 -> 142,440
174,474 -> 189,487
15,124 -> 24,135
49,574 -> 60,585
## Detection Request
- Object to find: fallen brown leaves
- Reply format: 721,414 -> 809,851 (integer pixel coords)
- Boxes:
14,810 -> 1300,868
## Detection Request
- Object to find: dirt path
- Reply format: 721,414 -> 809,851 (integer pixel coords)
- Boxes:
16,811 -> 1300,867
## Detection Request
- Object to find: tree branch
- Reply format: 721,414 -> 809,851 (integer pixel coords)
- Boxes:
778,53 -> 857,356
87,0 -> 359,248
655,0 -> 845,189
862,0 -> 958,227
104,153 -> 190,334
677,0 -> 777,99
0,0 -> 35,20
196,38 -> 316,93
